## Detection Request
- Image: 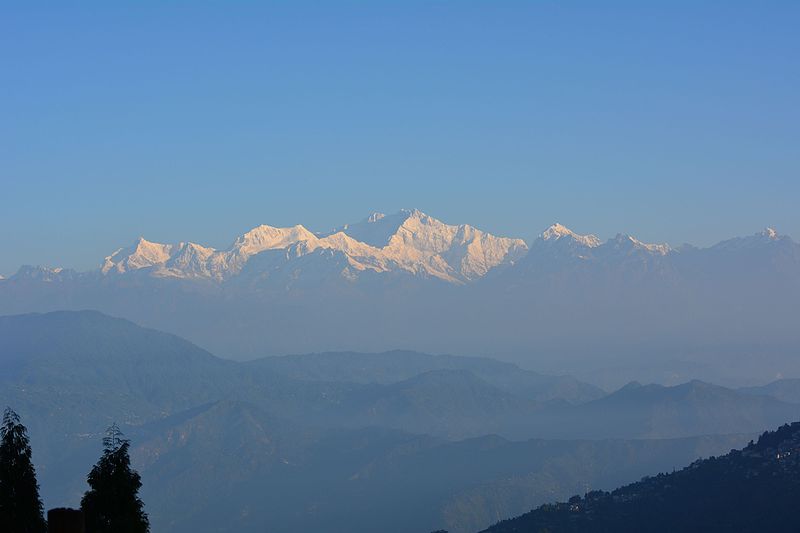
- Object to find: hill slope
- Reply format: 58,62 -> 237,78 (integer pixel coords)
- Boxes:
482,421 -> 800,533
740,379 -> 800,404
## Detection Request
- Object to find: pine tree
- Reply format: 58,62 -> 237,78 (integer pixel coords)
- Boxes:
81,424 -> 149,533
0,408 -> 47,533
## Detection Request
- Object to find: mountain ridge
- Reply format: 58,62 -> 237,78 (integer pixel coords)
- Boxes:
2,216 -> 798,385
90,209 -> 529,284
7,211 -> 783,285
481,421 -> 800,532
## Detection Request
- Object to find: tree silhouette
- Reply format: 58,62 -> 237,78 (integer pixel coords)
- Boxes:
81,424 -> 149,533
0,408 -> 46,533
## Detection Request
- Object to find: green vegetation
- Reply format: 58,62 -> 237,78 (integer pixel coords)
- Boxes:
1,409 -> 150,533
81,424 -> 149,533
483,422 -> 800,532
0,408 -> 46,533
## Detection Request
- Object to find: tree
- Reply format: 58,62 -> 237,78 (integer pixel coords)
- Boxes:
0,407 -> 47,533
81,424 -> 149,533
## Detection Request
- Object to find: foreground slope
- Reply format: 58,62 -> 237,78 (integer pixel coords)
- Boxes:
482,421 -> 800,533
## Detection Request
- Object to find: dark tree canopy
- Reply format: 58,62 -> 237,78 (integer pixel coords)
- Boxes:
0,408 -> 46,533
81,424 -> 149,533
483,421 -> 800,533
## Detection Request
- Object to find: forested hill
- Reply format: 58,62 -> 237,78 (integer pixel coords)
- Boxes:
481,421 -> 800,533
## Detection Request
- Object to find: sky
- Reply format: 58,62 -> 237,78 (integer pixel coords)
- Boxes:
1,1 -> 798,275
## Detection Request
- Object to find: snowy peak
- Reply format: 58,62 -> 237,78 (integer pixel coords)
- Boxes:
131,237 -> 174,261
103,234 -> 225,277
95,210 -> 527,284
383,209 -> 528,281
610,234 -> 672,255
327,209 -> 528,282
711,227 -> 792,253
761,227 -> 779,240
536,224 -> 670,256
11,265 -> 76,282
232,224 -> 316,255
335,210 -> 413,248
540,223 -> 573,240
539,223 -> 601,248
8,216 -> 797,289
102,237 -> 175,274
387,209 -> 458,255
166,242 -> 216,277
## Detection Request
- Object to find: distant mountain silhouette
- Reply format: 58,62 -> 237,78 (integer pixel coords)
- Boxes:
251,350 -> 604,403
539,380 -> 800,439
2,311 -> 789,532
740,379 -> 800,404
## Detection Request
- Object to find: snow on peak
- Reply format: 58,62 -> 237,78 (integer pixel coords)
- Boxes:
612,234 -> 672,255
210,224 -> 318,277
97,210 -> 527,284
317,209 -> 527,282
334,211 -> 412,248
541,223 -> 572,239
401,207 -> 427,218
102,237 -> 176,274
761,227 -> 779,240
166,242 -> 216,276
712,227 -> 789,252
540,223 -> 601,248
12,265 -> 74,282
133,237 -> 173,261
232,224 -> 316,256
381,209 -> 527,281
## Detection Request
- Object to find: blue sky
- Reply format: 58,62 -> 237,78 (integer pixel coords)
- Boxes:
1,1 -> 798,274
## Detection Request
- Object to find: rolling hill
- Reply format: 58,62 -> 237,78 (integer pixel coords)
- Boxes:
482,421 -> 800,532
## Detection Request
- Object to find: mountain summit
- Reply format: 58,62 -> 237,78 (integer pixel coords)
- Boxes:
539,223 -> 602,248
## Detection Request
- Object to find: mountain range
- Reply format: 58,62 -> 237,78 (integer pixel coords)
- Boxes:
15,209 -> 528,284
2,209 -> 799,387
6,209 -> 794,287
2,311 -> 799,533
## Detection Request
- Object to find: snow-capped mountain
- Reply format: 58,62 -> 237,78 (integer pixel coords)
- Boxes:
97,209 -> 528,284
709,227 -> 787,253
539,223 -> 602,248
92,215 -> 682,288
2,215 -> 798,385
8,265 -> 78,282
500,222 -> 676,282
5,216 -> 794,289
